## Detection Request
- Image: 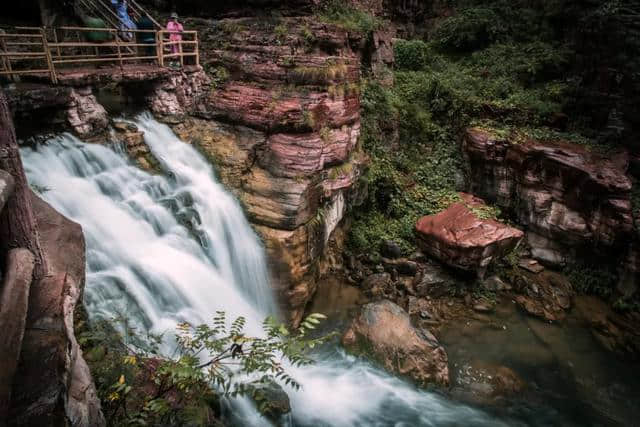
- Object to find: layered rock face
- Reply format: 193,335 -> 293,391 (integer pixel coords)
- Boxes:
462,127 -> 633,267
342,300 -> 449,387
170,16 -> 372,325
9,194 -> 104,426
415,193 -> 524,276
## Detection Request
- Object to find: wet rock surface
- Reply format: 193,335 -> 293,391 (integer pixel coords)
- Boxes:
342,300 -> 449,387
450,362 -> 525,405
415,193 -> 524,276
510,269 -> 574,322
112,121 -> 160,172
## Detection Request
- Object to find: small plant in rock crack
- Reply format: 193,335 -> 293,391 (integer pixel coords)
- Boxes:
94,311 -> 333,426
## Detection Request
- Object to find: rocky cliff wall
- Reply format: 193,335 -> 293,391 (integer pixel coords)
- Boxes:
462,127 -> 636,293
3,11 -> 386,327
165,16 -> 376,325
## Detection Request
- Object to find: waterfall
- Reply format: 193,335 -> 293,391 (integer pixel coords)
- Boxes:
22,114 -> 510,427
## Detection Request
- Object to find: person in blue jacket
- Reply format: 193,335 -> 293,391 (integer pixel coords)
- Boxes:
112,0 -> 136,40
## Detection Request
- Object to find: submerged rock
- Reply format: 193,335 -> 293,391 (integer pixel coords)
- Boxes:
249,379 -> 291,421
512,270 -> 573,322
452,363 -> 525,405
415,193 -> 524,277
342,300 -> 449,387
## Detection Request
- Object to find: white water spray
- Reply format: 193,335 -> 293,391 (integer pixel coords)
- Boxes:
23,114 -> 511,426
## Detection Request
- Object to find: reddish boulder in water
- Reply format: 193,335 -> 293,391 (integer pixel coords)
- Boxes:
415,193 -> 524,276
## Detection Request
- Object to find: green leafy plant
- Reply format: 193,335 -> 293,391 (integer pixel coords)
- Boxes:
432,8 -> 506,51
315,1 -> 383,34
274,23 -> 288,44
394,39 -> 431,71
82,312 -> 332,426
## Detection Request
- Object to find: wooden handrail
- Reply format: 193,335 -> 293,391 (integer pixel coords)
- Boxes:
0,25 -> 199,83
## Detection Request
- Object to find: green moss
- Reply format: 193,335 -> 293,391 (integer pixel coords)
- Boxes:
393,40 -> 431,71
315,1 -> 383,34
432,7 -> 506,51
274,23 -> 288,43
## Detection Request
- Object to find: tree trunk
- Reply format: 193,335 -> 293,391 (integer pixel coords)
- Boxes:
0,90 -> 46,279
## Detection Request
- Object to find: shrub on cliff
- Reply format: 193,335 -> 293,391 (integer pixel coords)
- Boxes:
315,1 -> 383,34
79,312 -> 332,426
432,7 -> 506,51
394,40 -> 431,71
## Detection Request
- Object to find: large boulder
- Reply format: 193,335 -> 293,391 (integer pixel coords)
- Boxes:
342,300 -> 449,387
9,193 -> 104,426
415,193 -> 523,276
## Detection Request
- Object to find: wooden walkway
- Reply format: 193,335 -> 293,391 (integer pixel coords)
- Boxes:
0,26 -> 199,85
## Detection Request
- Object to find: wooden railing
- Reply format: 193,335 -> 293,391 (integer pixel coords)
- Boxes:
0,26 -> 199,84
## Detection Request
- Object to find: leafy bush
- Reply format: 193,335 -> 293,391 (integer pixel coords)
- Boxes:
315,1 -> 383,34
564,263 -> 617,298
80,312 -> 332,426
465,42 -> 571,85
432,8 -> 506,51
394,39 -> 431,71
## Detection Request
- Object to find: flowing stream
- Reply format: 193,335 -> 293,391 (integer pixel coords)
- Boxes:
22,114 -> 512,426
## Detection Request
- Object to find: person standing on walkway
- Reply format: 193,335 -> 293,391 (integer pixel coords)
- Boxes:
166,12 -> 183,67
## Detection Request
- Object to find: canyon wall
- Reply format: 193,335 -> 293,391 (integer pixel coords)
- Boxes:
462,127 -> 637,293
164,16 -> 382,325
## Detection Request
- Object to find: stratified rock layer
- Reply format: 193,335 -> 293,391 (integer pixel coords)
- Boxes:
462,127 -> 633,267
415,193 -> 524,275
171,16 -> 380,325
342,300 -> 449,387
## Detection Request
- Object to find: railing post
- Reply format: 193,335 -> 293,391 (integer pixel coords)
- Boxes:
115,29 -> 123,69
157,30 -> 164,68
0,30 -> 16,82
52,27 -> 61,61
195,31 -> 199,67
179,39 -> 184,68
40,27 -> 57,84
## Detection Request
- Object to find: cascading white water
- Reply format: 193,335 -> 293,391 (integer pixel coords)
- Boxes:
22,114 -> 511,427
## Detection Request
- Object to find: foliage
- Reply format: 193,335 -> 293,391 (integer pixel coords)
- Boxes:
205,65 -> 230,89
274,23 -> 288,44
467,202 -> 501,220
432,7 -> 506,51
564,263 -> 617,298
349,77 -> 463,256
80,312 -> 332,426
393,39 -> 431,71
350,27 -> 580,255
315,1 -> 383,34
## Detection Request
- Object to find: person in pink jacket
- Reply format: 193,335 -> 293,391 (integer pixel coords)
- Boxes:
166,12 -> 183,64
